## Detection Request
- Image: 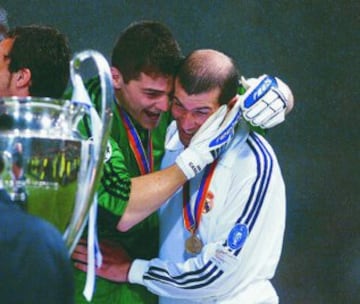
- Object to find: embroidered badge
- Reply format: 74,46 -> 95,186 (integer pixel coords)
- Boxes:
202,191 -> 214,213
227,223 -> 249,250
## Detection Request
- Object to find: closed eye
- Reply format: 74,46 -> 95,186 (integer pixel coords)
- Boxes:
172,97 -> 184,109
143,89 -> 165,99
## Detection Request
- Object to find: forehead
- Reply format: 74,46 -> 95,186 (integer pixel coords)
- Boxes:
136,72 -> 173,90
0,38 -> 14,56
174,78 -> 220,108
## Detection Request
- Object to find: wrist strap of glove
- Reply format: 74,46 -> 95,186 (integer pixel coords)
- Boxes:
176,148 -> 204,180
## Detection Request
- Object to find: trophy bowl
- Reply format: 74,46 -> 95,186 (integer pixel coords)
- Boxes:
0,97 -> 86,232
0,97 -> 96,251
0,50 -> 113,253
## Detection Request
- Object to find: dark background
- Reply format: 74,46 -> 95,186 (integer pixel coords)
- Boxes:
3,1 -> 359,303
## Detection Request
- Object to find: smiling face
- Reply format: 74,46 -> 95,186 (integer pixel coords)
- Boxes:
115,71 -> 173,130
171,78 -> 221,147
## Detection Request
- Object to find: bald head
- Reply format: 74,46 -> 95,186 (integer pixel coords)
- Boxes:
188,49 -> 235,79
176,49 -> 239,105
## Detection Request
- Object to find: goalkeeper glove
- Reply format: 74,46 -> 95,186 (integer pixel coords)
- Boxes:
176,98 -> 242,179
240,74 -> 292,129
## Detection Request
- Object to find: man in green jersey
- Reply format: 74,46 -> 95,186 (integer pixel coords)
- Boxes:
72,20 -> 185,304
72,20 -> 294,304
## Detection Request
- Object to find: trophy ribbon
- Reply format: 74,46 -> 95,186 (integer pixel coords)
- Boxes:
83,196 -> 102,301
183,160 -> 218,254
70,50 -> 112,301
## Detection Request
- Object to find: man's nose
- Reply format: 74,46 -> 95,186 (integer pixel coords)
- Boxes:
179,111 -> 197,130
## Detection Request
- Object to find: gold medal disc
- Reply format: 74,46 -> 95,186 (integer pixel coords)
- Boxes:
185,235 -> 203,254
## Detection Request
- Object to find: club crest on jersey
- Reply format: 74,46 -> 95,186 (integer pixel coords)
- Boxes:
202,191 -> 214,213
227,223 -> 248,250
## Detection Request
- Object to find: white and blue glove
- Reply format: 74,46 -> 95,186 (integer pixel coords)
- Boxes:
176,99 -> 242,180
240,74 -> 293,129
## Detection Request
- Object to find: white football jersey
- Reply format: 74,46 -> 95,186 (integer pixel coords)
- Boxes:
129,121 -> 286,304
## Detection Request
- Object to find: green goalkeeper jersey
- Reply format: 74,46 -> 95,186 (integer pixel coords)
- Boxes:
70,77 -> 171,304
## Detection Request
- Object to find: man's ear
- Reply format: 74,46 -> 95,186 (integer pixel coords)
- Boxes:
15,68 -> 31,89
111,67 -> 123,89
227,95 -> 239,110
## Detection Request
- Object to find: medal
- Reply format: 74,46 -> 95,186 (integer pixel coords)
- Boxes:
185,234 -> 203,254
183,161 -> 218,255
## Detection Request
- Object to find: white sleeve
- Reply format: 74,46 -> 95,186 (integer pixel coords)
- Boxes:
129,241 -> 239,300
129,132 -> 286,301
128,259 -> 149,285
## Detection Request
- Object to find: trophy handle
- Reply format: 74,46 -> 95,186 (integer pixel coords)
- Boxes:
64,50 -> 113,253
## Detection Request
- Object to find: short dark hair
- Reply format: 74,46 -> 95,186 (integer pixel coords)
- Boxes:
111,20 -> 183,83
176,50 -> 239,105
7,25 -> 71,98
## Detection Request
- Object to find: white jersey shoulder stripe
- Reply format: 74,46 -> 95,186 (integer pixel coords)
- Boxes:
233,132 -> 274,256
247,133 -> 273,230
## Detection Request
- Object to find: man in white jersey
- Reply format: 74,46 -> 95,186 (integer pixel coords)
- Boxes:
75,49 -> 288,303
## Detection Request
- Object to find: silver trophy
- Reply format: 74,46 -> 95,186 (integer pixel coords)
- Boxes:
0,50 -> 113,253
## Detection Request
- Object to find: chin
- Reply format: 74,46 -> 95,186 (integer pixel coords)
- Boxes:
179,137 -> 190,147
141,120 -> 159,130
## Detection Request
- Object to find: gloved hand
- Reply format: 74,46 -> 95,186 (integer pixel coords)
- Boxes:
176,98 -> 242,179
240,74 -> 293,129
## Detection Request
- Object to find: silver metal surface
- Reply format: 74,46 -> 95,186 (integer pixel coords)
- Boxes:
0,50 -> 113,253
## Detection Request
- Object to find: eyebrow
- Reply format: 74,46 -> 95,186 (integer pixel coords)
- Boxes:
143,88 -> 166,94
173,96 -> 212,111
